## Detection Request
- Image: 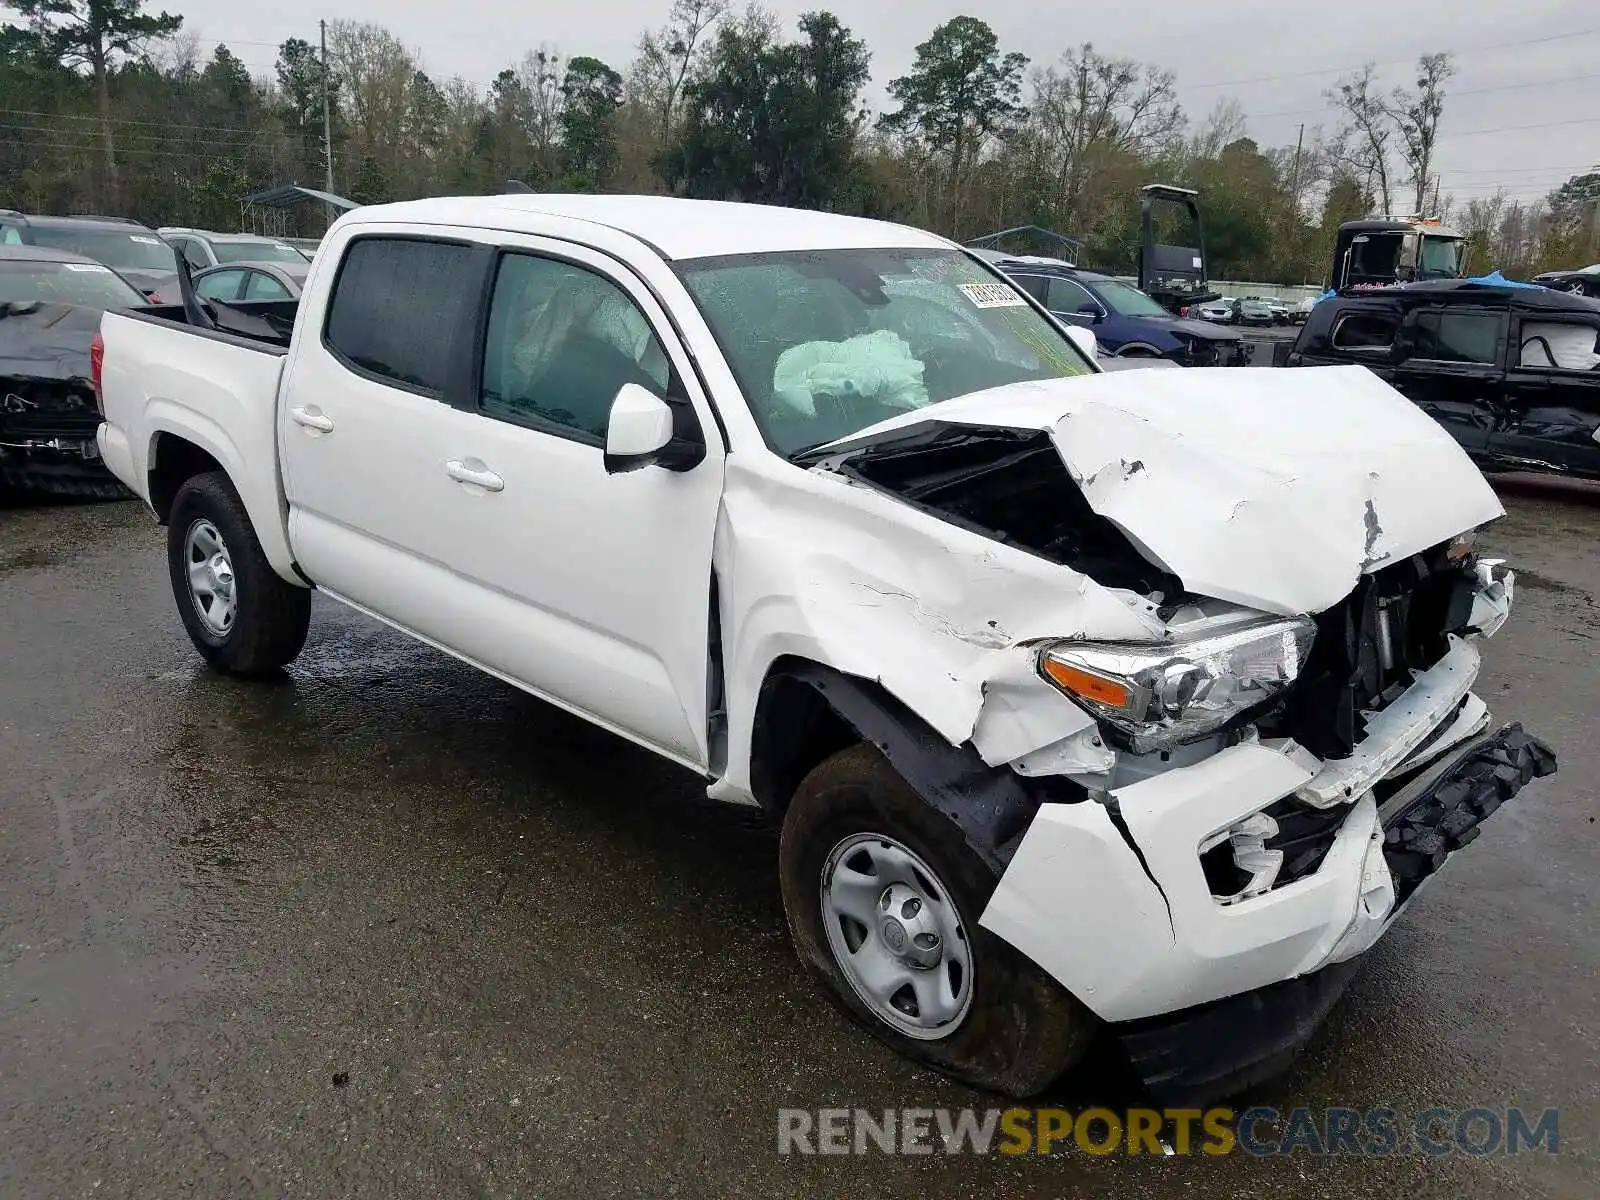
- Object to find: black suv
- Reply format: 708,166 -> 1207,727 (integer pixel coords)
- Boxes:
1277,279 -> 1600,479
0,210 -> 180,297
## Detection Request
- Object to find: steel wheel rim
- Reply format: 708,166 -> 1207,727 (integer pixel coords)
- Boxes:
183,518 -> 237,637
820,832 -> 974,1041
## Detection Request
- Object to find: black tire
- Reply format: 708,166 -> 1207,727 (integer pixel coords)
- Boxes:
166,470 -> 310,676
779,743 -> 1093,1097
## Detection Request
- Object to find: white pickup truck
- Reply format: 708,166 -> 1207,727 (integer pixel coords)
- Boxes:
95,195 -> 1555,1103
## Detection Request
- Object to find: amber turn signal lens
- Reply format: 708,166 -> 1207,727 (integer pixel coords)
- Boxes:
1040,658 -> 1132,710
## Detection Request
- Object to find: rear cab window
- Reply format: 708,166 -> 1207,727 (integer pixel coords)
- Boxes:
322,236 -> 481,396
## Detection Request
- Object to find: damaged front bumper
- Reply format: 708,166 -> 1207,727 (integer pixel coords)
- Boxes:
977,593 -> 1556,1100
1118,724 -> 1555,1104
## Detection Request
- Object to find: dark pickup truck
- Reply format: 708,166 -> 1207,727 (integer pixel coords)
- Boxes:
1276,279 -> 1600,480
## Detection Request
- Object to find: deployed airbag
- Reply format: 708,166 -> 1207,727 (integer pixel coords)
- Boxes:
772,330 -> 929,417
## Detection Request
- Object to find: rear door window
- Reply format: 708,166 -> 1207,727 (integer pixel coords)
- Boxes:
1409,308 -> 1504,364
323,237 -> 480,395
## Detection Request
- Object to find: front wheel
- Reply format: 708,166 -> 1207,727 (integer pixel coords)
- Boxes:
778,744 -> 1092,1097
167,470 -> 311,676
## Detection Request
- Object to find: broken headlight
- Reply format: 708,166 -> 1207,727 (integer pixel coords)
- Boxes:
1038,617 -> 1316,752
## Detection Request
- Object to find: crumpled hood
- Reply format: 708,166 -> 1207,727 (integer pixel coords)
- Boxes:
815,364 -> 1505,615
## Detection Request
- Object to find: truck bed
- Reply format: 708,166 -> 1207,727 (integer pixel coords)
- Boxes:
97,304 -> 299,580
130,297 -> 298,351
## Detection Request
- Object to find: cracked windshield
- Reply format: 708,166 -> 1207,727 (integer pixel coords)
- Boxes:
678,248 -> 1092,454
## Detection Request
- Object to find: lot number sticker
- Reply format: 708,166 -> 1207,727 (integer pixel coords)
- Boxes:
958,282 -> 1027,309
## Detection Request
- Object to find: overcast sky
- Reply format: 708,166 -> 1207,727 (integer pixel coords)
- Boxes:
84,0 -> 1600,207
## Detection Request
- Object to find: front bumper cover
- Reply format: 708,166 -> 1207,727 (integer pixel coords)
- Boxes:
1114,722 -> 1556,1105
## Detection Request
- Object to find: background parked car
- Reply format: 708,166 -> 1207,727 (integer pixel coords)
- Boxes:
996,260 -> 1250,365
0,211 -> 179,298
1236,297 -> 1276,327
280,236 -> 321,259
158,228 -> 313,272
1242,294 -> 1290,324
1531,264 -> 1600,298
1195,296 -> 1237,323
191,259 -> 310,303
0,245 -> 147,498
1290,295 -> 1320,324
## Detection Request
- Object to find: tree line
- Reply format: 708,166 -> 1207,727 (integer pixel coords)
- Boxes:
3,0 -> 1598,284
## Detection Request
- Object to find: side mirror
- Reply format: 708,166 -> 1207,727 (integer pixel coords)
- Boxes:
1398,232 -> 1419,274
1076,303 -> 1101,321
603,382 -> 705,474
1063,324 -> 1098,363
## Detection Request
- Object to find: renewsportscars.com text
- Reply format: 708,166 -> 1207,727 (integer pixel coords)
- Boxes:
777,1106 -> 1560,1157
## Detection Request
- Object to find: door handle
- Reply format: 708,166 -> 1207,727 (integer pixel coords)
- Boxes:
445,458 -> 504,493
290,405 -> 334,433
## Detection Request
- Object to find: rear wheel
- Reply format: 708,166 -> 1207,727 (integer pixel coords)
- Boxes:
167,470 -> 310,676
779,744 -> 1093,1097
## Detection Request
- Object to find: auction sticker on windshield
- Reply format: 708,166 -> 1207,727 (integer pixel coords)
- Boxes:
63,263 -> 111,272
130,235 -> 162,244
959,282 -> 1027,309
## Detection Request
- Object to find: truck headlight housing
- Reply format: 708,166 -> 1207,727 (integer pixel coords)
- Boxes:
1038,617 -> 1316,752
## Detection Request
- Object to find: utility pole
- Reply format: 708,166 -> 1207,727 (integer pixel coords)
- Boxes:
1287,123 -> 1305,225
1431,174 -> 1442,217
320,19 -> 336,227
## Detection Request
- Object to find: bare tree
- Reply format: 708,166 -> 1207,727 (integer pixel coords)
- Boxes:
327,21 -> 418,167
1030,43 -> 1185,226
629,0 -> 729,143
515,46 -> 565,174
1186,97 -> 1245,161
1388,53 -> 1453,214
1327,64 -> 1393,215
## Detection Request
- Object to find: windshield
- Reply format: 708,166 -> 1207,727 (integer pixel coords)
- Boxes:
26,227 -> 177,272
212,240 -> 312,265
0,260 -> 146,309
1090,278 -> 1169,317
676,248 -> 1092,456
1419,235 -> 1464,279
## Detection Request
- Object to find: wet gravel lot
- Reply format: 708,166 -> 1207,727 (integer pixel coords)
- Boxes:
2,488 -> 1596,1198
